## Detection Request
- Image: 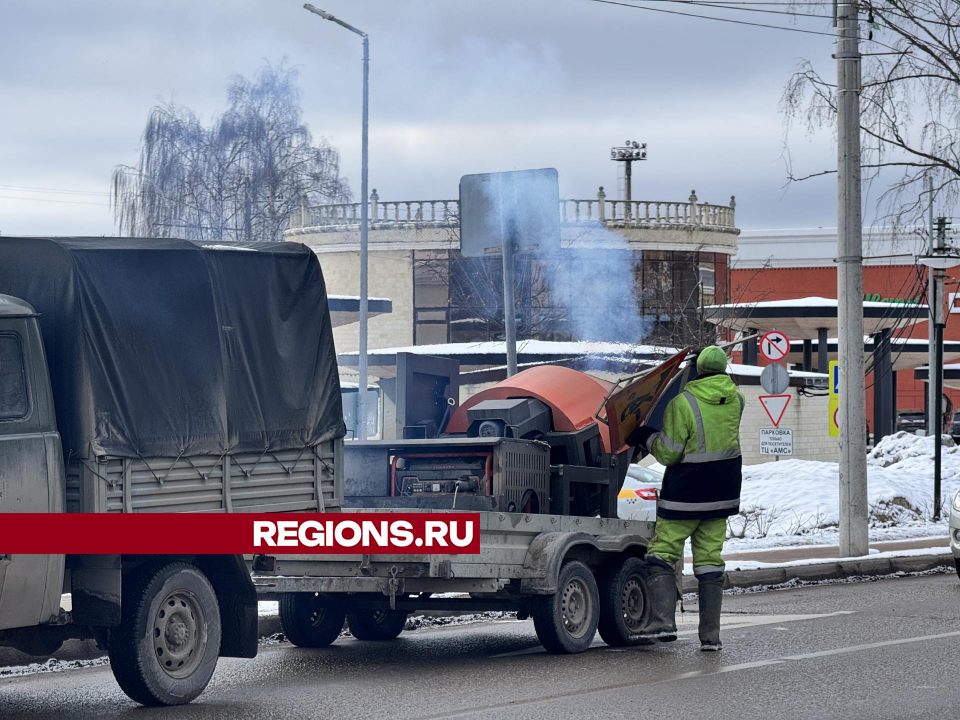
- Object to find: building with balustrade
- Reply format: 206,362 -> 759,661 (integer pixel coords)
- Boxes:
285,187 -> 740,354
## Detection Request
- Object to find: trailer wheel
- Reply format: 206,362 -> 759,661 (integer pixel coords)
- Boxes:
598,557 -> 654,647
108,561 -> 221,707
347,609 -> 409,641
279,593 -> 346,648
532,560 -> 600,654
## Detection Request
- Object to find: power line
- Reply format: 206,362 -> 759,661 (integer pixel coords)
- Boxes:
0,194 -> 110,207
615,0 -> 834,19
589,0 -> 848,38
0,183 -> 110,196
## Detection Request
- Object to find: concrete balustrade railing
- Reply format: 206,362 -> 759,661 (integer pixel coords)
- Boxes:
291,188 -> 736,231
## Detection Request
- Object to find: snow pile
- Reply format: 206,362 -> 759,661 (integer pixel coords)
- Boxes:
737,431 -> 960,540
867,432 -> 958,468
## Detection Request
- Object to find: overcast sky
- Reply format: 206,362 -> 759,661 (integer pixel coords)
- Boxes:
1,0 -> 853,237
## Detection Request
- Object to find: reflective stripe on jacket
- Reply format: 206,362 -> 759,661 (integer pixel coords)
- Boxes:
645,373 -> 745,520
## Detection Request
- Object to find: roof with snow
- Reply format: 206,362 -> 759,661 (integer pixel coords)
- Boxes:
338,340 -> 679,378
788,337 -> 960,371
704,296 -> 927,338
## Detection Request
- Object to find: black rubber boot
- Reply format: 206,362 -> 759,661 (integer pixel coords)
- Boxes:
639,561 -> 678,643
697,574 -> 724,651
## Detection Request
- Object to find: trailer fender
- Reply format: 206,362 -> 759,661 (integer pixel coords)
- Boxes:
70,554 -> 122,627
520,533 -> 649,595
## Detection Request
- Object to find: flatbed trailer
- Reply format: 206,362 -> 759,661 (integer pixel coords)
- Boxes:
251,508 -> 657,653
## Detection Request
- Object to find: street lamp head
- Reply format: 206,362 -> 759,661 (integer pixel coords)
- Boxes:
303,3 -> 333,20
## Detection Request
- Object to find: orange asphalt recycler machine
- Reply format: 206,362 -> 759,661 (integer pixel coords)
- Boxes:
342,353 -> 689,520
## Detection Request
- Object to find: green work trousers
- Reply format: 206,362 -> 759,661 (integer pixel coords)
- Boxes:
646,517 -> 726,575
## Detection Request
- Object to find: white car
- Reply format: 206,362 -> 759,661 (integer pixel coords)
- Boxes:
950,491 -> 960,578
618,464 -> 663,523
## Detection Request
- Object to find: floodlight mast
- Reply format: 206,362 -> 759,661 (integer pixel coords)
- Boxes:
609,140 -> 647,212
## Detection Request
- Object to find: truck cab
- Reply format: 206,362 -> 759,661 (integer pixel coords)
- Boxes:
0,294 -> 64,632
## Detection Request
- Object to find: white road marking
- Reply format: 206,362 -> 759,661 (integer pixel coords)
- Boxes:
489,612 -> 855,658
781,630 -> 960,661
425,616 -> 960,720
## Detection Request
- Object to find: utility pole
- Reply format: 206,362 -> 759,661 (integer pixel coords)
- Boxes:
836,1 -> 869,557
927,175 -> 937,436
304,4 -> 370,439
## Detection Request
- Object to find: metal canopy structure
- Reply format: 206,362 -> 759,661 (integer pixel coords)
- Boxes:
786,337 -> 960,372
914,365 -> 960,392
704,296 -> 927,338
338,341 -> 678,379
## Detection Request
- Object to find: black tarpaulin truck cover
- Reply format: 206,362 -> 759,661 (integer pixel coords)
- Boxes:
0,237 -> 345,459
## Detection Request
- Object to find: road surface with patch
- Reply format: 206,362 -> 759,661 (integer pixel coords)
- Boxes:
2,573 -> 959,719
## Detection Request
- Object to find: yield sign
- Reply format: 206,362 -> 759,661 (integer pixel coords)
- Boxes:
759,394 -> 791,427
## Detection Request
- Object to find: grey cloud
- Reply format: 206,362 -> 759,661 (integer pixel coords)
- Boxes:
0,0 -> 843,236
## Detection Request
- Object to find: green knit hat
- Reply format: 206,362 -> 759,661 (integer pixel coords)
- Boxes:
697,345 -> 728,374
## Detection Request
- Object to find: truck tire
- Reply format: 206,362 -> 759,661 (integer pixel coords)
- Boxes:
108,561 -> 221,707
532,560 -> 600,654
347,609 -> 408,641
597,557 -> 653,647
279,592 -> 346,648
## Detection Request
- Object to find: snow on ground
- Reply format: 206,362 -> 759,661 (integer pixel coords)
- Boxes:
735,432 -> 958,540
683,546 -> 952,575
0,657 -> 110,679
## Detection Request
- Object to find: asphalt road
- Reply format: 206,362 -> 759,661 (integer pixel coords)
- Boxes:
3,572 -> 960,720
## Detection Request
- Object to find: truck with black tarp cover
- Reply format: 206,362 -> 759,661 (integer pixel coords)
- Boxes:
0,236 -> 346,705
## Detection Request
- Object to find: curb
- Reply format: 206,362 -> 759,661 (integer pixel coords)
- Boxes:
680,552 -> 957,593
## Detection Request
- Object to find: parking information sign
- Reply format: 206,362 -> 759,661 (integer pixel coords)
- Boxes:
759,428 -> 793,456
828,360 -> 839,438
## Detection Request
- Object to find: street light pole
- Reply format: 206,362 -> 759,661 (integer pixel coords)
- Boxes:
924,217 -> 955,520
304,4 -> 370,440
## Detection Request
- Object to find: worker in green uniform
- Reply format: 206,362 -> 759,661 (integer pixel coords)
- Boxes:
627,345 -> 744,651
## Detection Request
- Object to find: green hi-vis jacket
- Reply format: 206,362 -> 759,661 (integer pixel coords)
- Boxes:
643,373 -> 745,520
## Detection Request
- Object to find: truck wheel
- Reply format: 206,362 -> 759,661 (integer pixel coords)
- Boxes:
955,558 -> 960,580
108,561 -> 221,707
347,609 -> 409,641
279,592 -> 346,648
597,557 -> 653,647
532,560 -> 600,654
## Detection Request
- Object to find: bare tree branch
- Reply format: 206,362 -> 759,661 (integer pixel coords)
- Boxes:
111,61 -> 350,242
